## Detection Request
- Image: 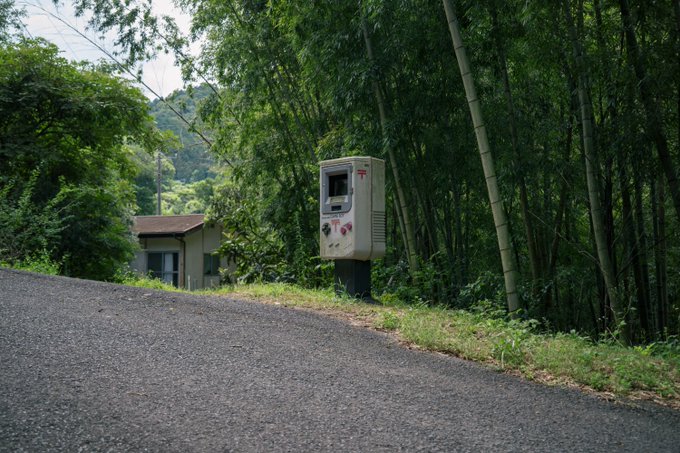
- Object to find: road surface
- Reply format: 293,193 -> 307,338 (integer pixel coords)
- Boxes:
1,268 -> 678,452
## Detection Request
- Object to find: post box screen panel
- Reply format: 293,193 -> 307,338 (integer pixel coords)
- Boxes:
322,164 -> 352,214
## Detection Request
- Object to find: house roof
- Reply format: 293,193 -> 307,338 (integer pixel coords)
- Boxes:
132,214 -> 205,238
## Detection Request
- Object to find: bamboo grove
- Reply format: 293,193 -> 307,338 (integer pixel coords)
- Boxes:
71,0 -> 680,343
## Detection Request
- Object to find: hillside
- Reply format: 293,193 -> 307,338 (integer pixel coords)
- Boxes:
128,84 -> 219,216
149,84 -> 214,183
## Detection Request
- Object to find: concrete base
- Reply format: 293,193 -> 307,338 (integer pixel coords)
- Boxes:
334,259 -> 371,300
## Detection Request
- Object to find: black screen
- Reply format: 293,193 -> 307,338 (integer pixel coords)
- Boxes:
329,173 -> 348,197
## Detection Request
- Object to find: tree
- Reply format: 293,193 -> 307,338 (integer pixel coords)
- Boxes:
0,39 -> 160,280
360,14 -> 419,276
618,0 -> 680,224
148,85 -> 215,183
442,0 -> 520,313
562,0 -> 626,342
0,0 -> 21,42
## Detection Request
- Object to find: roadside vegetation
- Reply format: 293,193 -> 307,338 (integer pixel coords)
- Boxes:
0,251 -> 61,276
0,38 -> 162,281
113,269 -> 184,292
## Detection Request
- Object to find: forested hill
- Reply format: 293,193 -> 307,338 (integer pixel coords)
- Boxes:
130,84 -> 218,216
149,84 -> 214,183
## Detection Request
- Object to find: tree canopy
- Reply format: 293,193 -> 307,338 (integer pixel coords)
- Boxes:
0,0 -> 21,42
0,38 -> 160,280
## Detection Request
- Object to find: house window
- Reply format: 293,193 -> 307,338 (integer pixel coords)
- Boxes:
148,252 -> 179,287
204,253 -> 220,276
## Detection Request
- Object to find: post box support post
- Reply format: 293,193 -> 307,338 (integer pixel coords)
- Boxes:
334,259 -> 371,300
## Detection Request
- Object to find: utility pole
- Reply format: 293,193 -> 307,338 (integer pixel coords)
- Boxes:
156,151 -> 162,216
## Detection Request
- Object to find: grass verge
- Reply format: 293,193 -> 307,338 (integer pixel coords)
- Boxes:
110,276 -> 680,409
213,283 -> 680,409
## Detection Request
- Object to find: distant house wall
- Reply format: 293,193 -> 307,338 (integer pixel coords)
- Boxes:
131,226 -> 228,290
142,237 -> 181,252
184,228 -> 202,290
202,225 -> 224,289
184,224 -> 229,290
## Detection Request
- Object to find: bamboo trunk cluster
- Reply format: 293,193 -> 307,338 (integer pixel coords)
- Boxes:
442,0 -> 520,313
361,17 -> 420,276
563,0 -> 628,342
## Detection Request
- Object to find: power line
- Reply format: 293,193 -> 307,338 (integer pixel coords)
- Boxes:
20,2 -> 233,168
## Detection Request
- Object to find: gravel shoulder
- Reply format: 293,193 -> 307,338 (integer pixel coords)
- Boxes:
1,268 -> 679,452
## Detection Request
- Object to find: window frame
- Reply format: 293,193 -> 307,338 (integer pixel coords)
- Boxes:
147,251 -> 179,287
204,253 -> 220,277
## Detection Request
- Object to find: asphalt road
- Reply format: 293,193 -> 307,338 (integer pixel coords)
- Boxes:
1,268 -> 679,452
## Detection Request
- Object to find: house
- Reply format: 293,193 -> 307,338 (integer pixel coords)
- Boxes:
130,214 -> 227,290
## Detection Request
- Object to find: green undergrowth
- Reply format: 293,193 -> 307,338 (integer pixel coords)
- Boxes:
0,251 -> 61,275
103,276 -> 680,407
112,270 -> 183,292
394,308 -> 679,399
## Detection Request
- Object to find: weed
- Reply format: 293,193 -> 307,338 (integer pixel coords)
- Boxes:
112,268 -> 181,292
492,331 -> 527,368
1,250 -> 61,275
377,311 -> 401,330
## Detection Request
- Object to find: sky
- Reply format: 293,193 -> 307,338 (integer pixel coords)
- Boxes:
18,0 -> 191,99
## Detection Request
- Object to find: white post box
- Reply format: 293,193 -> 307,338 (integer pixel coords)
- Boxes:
319,156 -> 385,299
319,156 -> 386,260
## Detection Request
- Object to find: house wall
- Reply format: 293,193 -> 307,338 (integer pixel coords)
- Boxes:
185,224 -> 224,290
131,227 -> 229,291
203,225 -> 224,289
184,229 -> 203,291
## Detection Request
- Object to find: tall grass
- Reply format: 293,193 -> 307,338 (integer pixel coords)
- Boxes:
113,270 -> 182,292
0,251 -> 61,275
